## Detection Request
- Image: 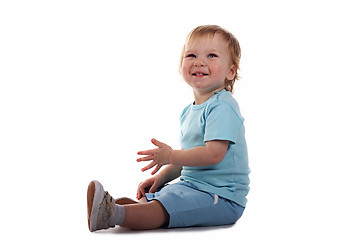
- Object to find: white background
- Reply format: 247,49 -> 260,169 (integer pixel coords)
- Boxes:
1,0 -> 337,239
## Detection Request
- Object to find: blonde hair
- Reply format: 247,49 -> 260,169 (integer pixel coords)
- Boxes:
179,25 -> 241,93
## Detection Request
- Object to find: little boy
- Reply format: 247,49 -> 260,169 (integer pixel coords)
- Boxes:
87,25 -> 250,231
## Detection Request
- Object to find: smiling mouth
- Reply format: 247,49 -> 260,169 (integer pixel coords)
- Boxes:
192,73 -> 209,76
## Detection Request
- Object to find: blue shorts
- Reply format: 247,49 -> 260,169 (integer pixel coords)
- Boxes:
145,180 -> 245,228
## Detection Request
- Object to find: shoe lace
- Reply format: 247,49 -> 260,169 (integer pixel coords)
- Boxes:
104,191 -> 115,217
96,191 -> 115,228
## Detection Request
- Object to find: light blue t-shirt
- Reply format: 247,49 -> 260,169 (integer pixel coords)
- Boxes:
179,89 -> 250,207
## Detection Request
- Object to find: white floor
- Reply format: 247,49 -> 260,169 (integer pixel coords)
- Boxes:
2,180 -> 335,240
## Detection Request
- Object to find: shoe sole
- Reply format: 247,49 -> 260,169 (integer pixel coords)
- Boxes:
87,180 -> 104,232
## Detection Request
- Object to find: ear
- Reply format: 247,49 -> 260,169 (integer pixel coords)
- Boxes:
226,64 -> 237,80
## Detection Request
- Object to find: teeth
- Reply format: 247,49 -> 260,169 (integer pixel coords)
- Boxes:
193,73 -> 207,76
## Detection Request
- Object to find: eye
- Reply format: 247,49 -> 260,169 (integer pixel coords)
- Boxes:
208,53 -> 217,58
185,53 -> 196,58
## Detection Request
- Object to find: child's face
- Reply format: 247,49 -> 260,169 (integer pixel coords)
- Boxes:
182,33 -> 236,95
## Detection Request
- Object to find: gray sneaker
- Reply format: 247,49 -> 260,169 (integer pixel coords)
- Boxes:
87,180 -> 115,232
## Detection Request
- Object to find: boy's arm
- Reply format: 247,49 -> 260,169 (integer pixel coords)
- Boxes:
157,164 -> 182,184
137,139 -> 228,174
170,140 -> 228,167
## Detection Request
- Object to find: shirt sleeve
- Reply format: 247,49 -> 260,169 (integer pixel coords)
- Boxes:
204,102 -> 242,144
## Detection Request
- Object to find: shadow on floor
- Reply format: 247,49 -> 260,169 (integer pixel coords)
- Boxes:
95,223 -> 235,235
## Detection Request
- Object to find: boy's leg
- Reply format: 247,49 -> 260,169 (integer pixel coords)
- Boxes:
121,200 -> 169,229
113,197 -> 169,229
87,180 -> 169,231
115,197 -> 138,205
115,197 -> 147,205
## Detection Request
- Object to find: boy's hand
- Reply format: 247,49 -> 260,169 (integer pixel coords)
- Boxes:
137,138 -> 173,175
136,175 -> 164,200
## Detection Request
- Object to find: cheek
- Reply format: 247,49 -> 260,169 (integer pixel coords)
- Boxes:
211,64 -> 227,77
181,63 -> 191,77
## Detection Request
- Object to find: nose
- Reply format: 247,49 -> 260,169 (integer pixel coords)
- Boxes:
194,58 -> 205,67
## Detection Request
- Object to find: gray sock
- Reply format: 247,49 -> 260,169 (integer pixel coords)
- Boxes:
108,204 -> 125,226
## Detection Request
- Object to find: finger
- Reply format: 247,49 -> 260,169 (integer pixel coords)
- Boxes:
141,161 -> 157,172
136,186 -> 142,199
136,189 -> 141,200
136,155 -> 153,162
151,138 -> 165,148
140,185 -> 145,197
137,149 -> 156,155
138,189 -> 145,199
149,187 -> 155,193
149,184 -> 157,193
137,184 -> 145,199
151,164 -> 162,175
